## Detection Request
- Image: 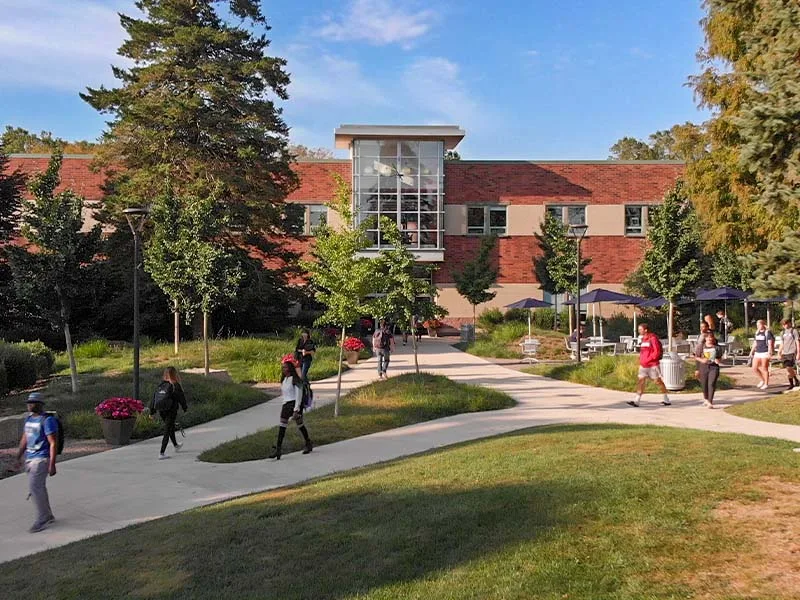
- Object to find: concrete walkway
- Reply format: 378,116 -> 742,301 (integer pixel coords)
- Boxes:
1,340 -> 798,564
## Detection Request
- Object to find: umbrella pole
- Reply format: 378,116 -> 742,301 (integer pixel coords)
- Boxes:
528,310 -> 531,339
744,301 -> 749,337
592,304 -> 597,337
633,306 -> 637,338
599,303 -> 604,341
767,306 -> 771,330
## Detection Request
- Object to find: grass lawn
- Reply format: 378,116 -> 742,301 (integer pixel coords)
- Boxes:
5,425 -> 800,599
456,323 -> 570,361
59,336 -> 360,384
726,390 -> 800,425
199,373 -> 515,462
525,354 -> 735,394
0,368 -> 269,439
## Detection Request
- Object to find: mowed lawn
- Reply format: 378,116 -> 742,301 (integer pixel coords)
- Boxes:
5,425 -> 800,599
727,390 -> 800,425
200,373 -> 515,462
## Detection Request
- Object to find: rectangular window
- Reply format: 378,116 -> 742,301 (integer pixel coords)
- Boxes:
467,205 -> 507,235
308,205 -> 327,231
284,204 -> 327,235
625,205 -> 648,236
547,205 -> 587,232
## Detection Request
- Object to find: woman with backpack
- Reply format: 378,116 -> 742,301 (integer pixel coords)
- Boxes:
749,319 -> 775,390
294,329 -> 316,381
696,332 -> 722,408
269,355 -> 313,460
148,366 -> 188,460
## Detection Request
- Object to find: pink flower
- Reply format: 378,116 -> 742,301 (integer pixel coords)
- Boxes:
95,397 -> 145,420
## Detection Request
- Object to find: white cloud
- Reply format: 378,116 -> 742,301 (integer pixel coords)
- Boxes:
0,0 -> 133,91
317,0 -> 437,46
401,57 -> 482,128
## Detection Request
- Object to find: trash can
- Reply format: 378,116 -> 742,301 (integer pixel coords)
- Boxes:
460,324 -> 475,343
659,354 -> 687,391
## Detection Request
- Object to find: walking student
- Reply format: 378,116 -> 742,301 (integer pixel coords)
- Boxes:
269,356 -> 313,460
749,319 -> 775,390
16,392 -> 57,533
149,366 -> 188,460
694,320 -> 711,385
697,333 -> 721,408
628,323 -> 671,407
294,329 -> 316,381
779,319 -> 800,392
716,310 -> 733,343
373,318 -> 395,380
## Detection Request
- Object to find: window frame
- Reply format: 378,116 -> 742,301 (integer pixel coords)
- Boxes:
285,203 -> 328,236
466,204 -> 508,236
624,204 -> 649,237
545,204 -> 587,235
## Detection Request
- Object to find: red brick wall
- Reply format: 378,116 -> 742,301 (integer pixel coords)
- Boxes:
435,235 -> 648,285
444,161 -> 684,205
286,161 -> 350,203
8,156 -> 108,201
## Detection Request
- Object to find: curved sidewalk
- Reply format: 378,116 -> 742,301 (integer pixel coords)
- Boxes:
1,340 -> 798,564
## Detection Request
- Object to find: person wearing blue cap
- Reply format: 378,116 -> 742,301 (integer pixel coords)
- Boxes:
16,392 -> 57,533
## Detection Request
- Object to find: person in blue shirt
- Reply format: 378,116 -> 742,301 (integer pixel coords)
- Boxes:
15,392 -> 57,533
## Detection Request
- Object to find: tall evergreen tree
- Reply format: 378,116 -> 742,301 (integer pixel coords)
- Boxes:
642,181 -> 702,350
0,147 -> 27,334
453,236 -> 499,327
751,230 -> 800,301
7,152 -> 102,393
81,0 -> 297,241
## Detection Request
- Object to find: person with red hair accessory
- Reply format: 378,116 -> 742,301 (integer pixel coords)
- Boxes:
268,355 -> 313,460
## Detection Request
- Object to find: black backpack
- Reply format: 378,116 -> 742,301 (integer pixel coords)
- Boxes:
152,381 -> 175,412
379,329 -> 392,350
302,380 -> 314,409
43,412 -> 64,455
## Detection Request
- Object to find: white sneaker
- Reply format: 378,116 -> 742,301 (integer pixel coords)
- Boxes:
158,453 -> 169,460
174,442 -> 183,452
757,382 -> 766,389
702,400 -> 710,407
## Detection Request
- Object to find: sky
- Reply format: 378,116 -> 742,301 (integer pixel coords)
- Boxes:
0,0 -> 709,159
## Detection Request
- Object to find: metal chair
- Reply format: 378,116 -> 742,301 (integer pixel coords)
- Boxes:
520,338 -> 540,364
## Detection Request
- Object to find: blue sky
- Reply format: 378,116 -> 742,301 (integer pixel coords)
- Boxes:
0,0 -> 707,159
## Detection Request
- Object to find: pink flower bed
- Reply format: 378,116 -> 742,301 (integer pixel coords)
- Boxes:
95,397 -> 145,420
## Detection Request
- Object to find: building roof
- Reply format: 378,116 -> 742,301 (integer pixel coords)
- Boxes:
334,124 -> 466,150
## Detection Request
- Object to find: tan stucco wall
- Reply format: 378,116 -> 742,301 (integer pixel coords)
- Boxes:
586,205 -> 625,236
508,205 -> 545,236
326,208 -> 344,231
444,205 -> 467,234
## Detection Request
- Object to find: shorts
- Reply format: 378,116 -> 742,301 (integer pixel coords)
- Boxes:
638,366 -> 662,380
753,352 -> 770,360
782,357 -> 796,368
280,402 -> 304,421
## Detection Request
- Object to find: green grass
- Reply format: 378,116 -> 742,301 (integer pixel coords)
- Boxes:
4,425 -> 800,599
726,390 -> 800,425
525,354 -> 735,394
199,373 -> 516,462
0,368 -> 269,438
459,324 -> 570,360
55,336 -> 355,384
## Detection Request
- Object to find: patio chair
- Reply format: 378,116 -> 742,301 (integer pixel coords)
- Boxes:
611,342 -> 626,356
520,337 -> 540,364
568,341 -> 589,360
727,338 -> 747,365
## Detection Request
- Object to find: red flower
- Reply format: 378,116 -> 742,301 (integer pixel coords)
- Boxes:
342,337 -> 365,352
95,397 -> 144,420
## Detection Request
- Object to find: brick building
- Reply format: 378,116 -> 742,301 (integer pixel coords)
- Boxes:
7,125 -> 685,323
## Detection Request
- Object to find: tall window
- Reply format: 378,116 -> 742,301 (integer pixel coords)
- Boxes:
547,205 -> 586,226
625,205 -> 648,236
353,140 -> 444,249
467,205 -> 507,235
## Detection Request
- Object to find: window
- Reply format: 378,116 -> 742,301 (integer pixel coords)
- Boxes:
547,205 -> 586,227
625,205 -> 648,236
467,205 -> 507,235
283,203 -> 327,235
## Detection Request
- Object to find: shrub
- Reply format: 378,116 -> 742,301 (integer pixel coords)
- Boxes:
0,363 -> 7,396
504,308 -> 529,323
477,308 -> 504,331
74,339 -> 112,359
63,410 -> 102,439
15,341 -> 55,378
0,342 -> 38,390
530,308 -> 571,333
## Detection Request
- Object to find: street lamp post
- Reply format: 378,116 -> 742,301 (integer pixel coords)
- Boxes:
569,223 -> 589,363
123,207 -> 150,400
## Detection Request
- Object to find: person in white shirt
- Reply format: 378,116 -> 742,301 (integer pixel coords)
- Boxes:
268,357 -> 313,460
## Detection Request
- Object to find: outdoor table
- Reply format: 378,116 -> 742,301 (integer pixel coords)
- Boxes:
585,341 -> 616,355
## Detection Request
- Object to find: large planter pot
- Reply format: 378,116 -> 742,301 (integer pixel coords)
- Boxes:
345,351 -> 360,365
659,354 -> 687,391
100,417 -> 136,446
427,328 -> 439,338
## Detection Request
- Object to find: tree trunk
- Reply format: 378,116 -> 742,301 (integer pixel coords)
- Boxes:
203,311 -> 210,376
334,326 -> 346,417
63,322 -> 78,394
553,296 -> 559,330
568,298 -> 574,336
472,304 -> 476,328
411,316 -> 419,374
667,301 -> 674,353
173,300 -> 180,355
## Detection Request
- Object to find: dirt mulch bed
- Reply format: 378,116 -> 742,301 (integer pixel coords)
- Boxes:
0,439 -> 117,480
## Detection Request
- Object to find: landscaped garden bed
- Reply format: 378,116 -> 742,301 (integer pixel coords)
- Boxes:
199,373 -> 515,463
4,425 -> 799,599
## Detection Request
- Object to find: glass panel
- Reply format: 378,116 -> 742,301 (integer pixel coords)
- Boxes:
420,158 -> 439,176
419,176 -> 439,193
399,141 -> 419,158
468,206 -> 485,228
420,141 -> 442,157
546,205 -> 563,222
625,206 -> 643,234
356,140 -> 381,157
567,206 -> 586,226
419,194 -> 437,212
401,196 -> 418,212
359,194 -> 378,213
284,203 -> 305,235
360,175 -> 379,192
379,140 -> 399,158
489,207 -> 507,234
379,176 -> 398,193
401,175 -> 418,191
400,157 -> 418,176
309,205 -> 327,229
365,230 -> 379,247
419,213 -> 437,230
419,230 -> 438,248
379,195 -> 397,212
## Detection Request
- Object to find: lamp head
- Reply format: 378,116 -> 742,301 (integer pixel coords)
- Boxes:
569,223 -> 588,240
123,206 -> 150,233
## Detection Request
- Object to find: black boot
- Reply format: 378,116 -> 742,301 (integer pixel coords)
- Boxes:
268,445 -> 282,460
299,425 -> 313,454
270,427 -> 286,460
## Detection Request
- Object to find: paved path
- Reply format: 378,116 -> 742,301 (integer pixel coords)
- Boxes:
1,340 -> 798,564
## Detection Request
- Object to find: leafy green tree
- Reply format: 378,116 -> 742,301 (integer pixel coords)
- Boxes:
641,181 -> 702,350
289,145 -> 334,160
444,150 -> 461,160
81,0 -> 297,242
7,152 -> 102,392
1,126 -> 99,154
373,219 -> 447,374
302,175 -> 379,416
608,123 -> 705,161
0,147 -> 27,334
751,230 -> 800,301
608,137 -> 663,160
453,236 -> 499,327
711,247 -> 752,290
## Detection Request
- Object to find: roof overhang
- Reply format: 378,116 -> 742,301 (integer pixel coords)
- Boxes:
334,125 -> 465,150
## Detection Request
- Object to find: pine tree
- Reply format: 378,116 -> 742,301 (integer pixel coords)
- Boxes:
81,0 -> 297,240
0,147 -> 27,334
7,152 -> 102,393
642,181 -> 702,350
453,236 -> 499,327
751,230 -> 800,301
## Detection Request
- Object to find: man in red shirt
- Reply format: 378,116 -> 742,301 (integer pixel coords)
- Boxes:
627,323 -> 671,407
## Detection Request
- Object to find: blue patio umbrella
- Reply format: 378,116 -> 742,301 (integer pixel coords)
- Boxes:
505,297 -> 552,338
748,296 -> 789,331
696,287 -> 749,341
574,289 -> 642,339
